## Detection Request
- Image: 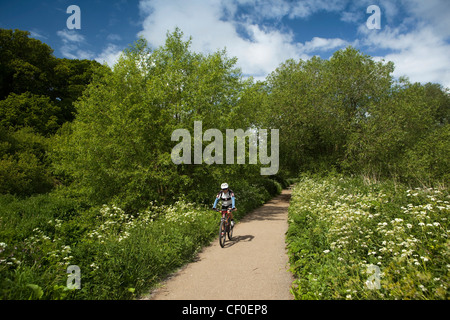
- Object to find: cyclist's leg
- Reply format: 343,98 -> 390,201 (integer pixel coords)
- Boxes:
223,205 -> 234,227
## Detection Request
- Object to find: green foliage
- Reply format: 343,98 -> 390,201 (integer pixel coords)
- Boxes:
0,29 -> 102,196
0,92 -> 61,135
1,26 -> 447,301
400,124 -> 450,185
52,58 -> 103,122
1,28 -> 284,300
0,29 -> 55,100
263,48 -> 394,175
287,174 -> 449,300
0,127 -> 53,196
261,46 -> 449,185
0,29 -> 102,120
51,29 -> 265,211
0,183 -> 276,299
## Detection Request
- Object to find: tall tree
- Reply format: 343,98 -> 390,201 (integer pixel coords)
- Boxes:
51,29 -> 250,210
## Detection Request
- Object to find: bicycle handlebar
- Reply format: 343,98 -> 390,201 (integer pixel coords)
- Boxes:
212,207 -> 236,212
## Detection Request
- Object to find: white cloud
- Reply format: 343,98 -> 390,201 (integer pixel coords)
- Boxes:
134,0 -> 449,87
95,44 -> 123,67
357,0 -> 450,89
56,29 -> 94,60
106,34 -> 122,42
403,0 -> 450,38
29,29 -> 48,40
139,0 -> 324,79
57,29 -> 85,44
363,26 -> 450,88
303,37 -> 349,52
289,0 -> 347,19
57,28 -> 124,66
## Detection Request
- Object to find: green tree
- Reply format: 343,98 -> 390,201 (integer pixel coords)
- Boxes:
51,29 -> 251,210
0,29 -> 102,195
52,58 -> 104,122
345,80 -> 445,180
0,126 -> 53,195
0,28 -> 102,126
262,47 -> 395,175
262,45 -> 448,184
0,92 -> 61,136
0,29 -> 55,100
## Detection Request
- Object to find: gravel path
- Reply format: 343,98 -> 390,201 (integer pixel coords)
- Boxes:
145,188 -> 294,300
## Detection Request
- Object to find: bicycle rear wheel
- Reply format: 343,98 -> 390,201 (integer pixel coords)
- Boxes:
219,219 -> 226,248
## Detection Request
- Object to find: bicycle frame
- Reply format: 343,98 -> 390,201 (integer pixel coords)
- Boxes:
221,209 -> 232,224
216,208 -> 234,247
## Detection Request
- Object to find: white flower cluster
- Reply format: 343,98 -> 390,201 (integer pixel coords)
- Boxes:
21,225 -> 73,268
0,242 -> 20,267
87,204 -> 137,243
162,201 -> 203,225
87,200 -> 207,244
289,176 -> 449,298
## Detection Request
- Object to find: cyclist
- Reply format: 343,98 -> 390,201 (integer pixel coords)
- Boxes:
212,183 -> 236,227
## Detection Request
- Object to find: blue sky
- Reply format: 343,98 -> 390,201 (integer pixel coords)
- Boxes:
1,0 -> 449,87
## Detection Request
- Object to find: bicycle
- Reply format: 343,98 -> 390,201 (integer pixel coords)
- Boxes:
214,208 -> 236,248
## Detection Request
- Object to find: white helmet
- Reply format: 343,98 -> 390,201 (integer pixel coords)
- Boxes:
221,183 -> 229,189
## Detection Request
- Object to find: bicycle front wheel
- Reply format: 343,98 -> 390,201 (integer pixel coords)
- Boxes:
219,219 -> 226,248
227,221 -> 233,240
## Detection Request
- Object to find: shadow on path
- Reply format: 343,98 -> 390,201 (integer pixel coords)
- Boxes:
223,234 -> 255,248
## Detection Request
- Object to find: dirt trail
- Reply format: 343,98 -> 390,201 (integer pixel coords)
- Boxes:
145,188 -> 294,300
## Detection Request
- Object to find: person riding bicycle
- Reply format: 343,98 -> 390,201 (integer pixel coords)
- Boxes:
212,183 -> 236,227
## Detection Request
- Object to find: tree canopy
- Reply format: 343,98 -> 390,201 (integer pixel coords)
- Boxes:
0,29 -> 103,196
1,27 -> 448,199
261,47 -> 449,184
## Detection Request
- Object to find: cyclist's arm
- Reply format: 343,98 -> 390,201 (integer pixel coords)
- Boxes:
213,197 -> 219,209
232,194 -> 235,209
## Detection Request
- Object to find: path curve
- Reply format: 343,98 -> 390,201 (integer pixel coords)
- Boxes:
144,188 -> 294,300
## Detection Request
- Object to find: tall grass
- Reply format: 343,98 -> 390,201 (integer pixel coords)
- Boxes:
287,174 -> 449,299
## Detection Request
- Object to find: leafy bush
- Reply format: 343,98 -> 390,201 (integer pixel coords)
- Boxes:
400,124 -> 450,186
0,127 -> 54,196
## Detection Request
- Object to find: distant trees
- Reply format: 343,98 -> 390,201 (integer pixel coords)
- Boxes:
261,46 -> 449,185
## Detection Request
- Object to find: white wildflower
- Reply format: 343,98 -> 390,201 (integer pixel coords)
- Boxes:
418,284 -> 427,291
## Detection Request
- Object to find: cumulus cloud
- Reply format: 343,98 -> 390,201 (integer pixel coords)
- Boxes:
303,37 -> 349,52
56,29 -> 123,67
57,29 -> 86,43
56,29 -> 94,60
356,0 -> 450,88
403,0 -> 450,39
95,44 -> 123,67
361,26 -> 450,88
56,0 -> 448,88
137,0 -> 349,79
